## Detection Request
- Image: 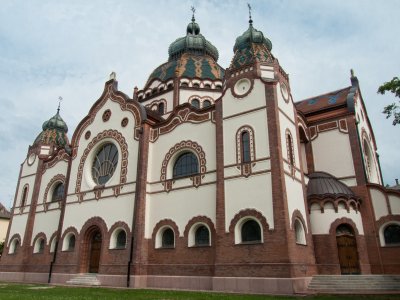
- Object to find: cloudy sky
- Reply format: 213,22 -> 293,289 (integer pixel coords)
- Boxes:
0,0 -> 399,209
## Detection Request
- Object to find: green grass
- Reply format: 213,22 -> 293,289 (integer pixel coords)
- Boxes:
0,283 -> 399,300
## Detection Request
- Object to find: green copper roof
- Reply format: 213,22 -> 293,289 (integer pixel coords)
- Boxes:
146,16 -> 224,86
34,109 -> 69,149
168,16 -> 219,61
230,21 -> 274,69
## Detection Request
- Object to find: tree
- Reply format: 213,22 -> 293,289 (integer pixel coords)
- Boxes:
378,77 -> 400,126
0,241 -> 4,257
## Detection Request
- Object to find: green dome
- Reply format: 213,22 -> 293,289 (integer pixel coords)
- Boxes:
34,109 -> 69,149
230,21 -> 274,69
146,16 -> 224,86
168,16 -> 219,61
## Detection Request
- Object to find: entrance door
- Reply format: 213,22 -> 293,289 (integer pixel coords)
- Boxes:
88,231 -> 102,273
336,225 -> 360,274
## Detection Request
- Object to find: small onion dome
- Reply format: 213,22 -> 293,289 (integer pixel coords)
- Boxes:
307,172 -> 355,198
33,109 -> 69,149
230,21 -> 274,69
168,17 -> 219,61
145,17 -> 224,87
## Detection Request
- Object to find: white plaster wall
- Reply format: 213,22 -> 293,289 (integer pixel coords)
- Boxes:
354,94 -> 381,184
279,112 -> 299,169
284,174 -> 307,231
179,90 -> 221,106
0,219 -> 9,242
312,130 -> 355,179
222,110 -> 270,166
389,194 -> 400,215
146,184 -> 216,238
15,175 -> 36,207
300,143 -> 308,174
141,90 -> 174,114
225,173 -> 274,230
31,211 -> 60,245
62,194 -> 134,234
7,214 -> 28,245
276,82 -> 295,120
20,155 -> 39,177
310,205 -> 364,235
37,160 -> 68,205
147,121 -> 216,183
223,80 -> 266,118
68,99 -> 139,195
370,188 -> 389,220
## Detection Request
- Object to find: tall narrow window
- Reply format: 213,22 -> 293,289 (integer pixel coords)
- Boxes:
68,235 -> 76,251
21,186 -> 28,207
241,131 -> 251,163
39,239 -> 45,253
158,103 -> 165,115
116,230 -> 127,248
173,152 -> 198,178
52,183 -> 65,202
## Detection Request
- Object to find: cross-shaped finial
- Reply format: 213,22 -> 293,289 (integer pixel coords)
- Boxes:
57,96 -> 63,113
191,6 -> 196,21
248,3 -> 252,23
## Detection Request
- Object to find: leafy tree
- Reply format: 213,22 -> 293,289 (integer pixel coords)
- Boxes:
378,77 -> 400,125
0,241 -> 4,256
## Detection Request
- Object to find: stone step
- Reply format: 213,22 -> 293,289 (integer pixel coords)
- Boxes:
66,274 -> 101,286
308,275 -> 400,293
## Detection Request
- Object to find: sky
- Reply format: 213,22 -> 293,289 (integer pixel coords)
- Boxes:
0,0 -> 399,209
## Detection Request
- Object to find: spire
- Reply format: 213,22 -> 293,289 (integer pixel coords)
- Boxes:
57,96 -> 62,114
191,6 -> 196,22
350,68 -> 359,87
248,3 -> 253,26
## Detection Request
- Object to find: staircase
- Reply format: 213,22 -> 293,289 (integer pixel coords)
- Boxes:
66,273 -> 101,286
308,275 -> 400,293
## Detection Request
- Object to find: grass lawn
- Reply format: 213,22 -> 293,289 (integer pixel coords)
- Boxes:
0,283 -> 399,300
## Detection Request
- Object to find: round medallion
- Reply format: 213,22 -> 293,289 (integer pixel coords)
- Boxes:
280,82 -> 289,102
102,109 -> 111,122
121,118 -> 129,127
27,153 -> 36,166
233,78 -> 252,97
85,131 -> 91,140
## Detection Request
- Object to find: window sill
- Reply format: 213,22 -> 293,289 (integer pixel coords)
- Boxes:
382,243 -> 400,248
296,242 -> 307,246
110,247 -> 127,250
189,244 -> 211,248
237,240 -> 263,245
156,246 -> 175,250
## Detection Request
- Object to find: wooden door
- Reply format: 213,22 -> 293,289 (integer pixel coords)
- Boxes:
88,231 -> 102,273
337,234 -> 360,274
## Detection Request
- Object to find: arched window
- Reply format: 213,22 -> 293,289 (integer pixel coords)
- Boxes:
336,224 -> 354,236
294,219 -> 306,245
241,131 -> 251,163
51,183 -> 65,202
191,99 -> 200,109
384,224 -> 400,245
158,103 -> 165,115
241,220 -> 261,243
21,186 -> 28,207
162,228 -> 174,248
67,234 -> 75,251
173,152 -> 198,178
92,143 -> 119,185
9,238 -> 20,254
195,225 -> 210,246
116,230 -> 127,248
286,132 -> 294,167
181,82 -> 189,87
204,84 -> 211,89
203,100 -> 211,108
193,83 -> 200,88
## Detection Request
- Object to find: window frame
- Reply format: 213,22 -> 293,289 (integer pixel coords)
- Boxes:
172,151 -> 199,179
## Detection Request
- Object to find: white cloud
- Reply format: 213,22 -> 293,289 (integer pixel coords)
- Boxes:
0,0 -> 399,208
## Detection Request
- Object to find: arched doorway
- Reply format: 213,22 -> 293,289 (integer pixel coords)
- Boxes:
88,230 -> 102,273
336,224 -> 360,274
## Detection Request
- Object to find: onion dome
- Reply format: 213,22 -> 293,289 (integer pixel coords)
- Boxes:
34,108 -> 69,149
230,18 -> 274,69
145,16 -> 224,87
307,172 -> 355,198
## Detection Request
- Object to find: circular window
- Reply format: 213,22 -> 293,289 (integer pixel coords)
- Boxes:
280,82 -> 289,101
27,153 -> 36,165
234,78 -> 251,96
92,143 -> 119,185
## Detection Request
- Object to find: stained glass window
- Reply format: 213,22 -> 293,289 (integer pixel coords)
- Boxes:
92,143 -> 118,185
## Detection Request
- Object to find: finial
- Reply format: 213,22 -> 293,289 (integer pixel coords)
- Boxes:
191,6 -> 196,22
248,3 -> 253,25
350,69 -> 355,77
57,96 -> 62,114
110,71 -> 116,80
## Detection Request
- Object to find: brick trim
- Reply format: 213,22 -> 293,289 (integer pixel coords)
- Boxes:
183,215 -> 216,246
228,209 -> 270,233
328,217 -> 360,236
43,174 -> 66,204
